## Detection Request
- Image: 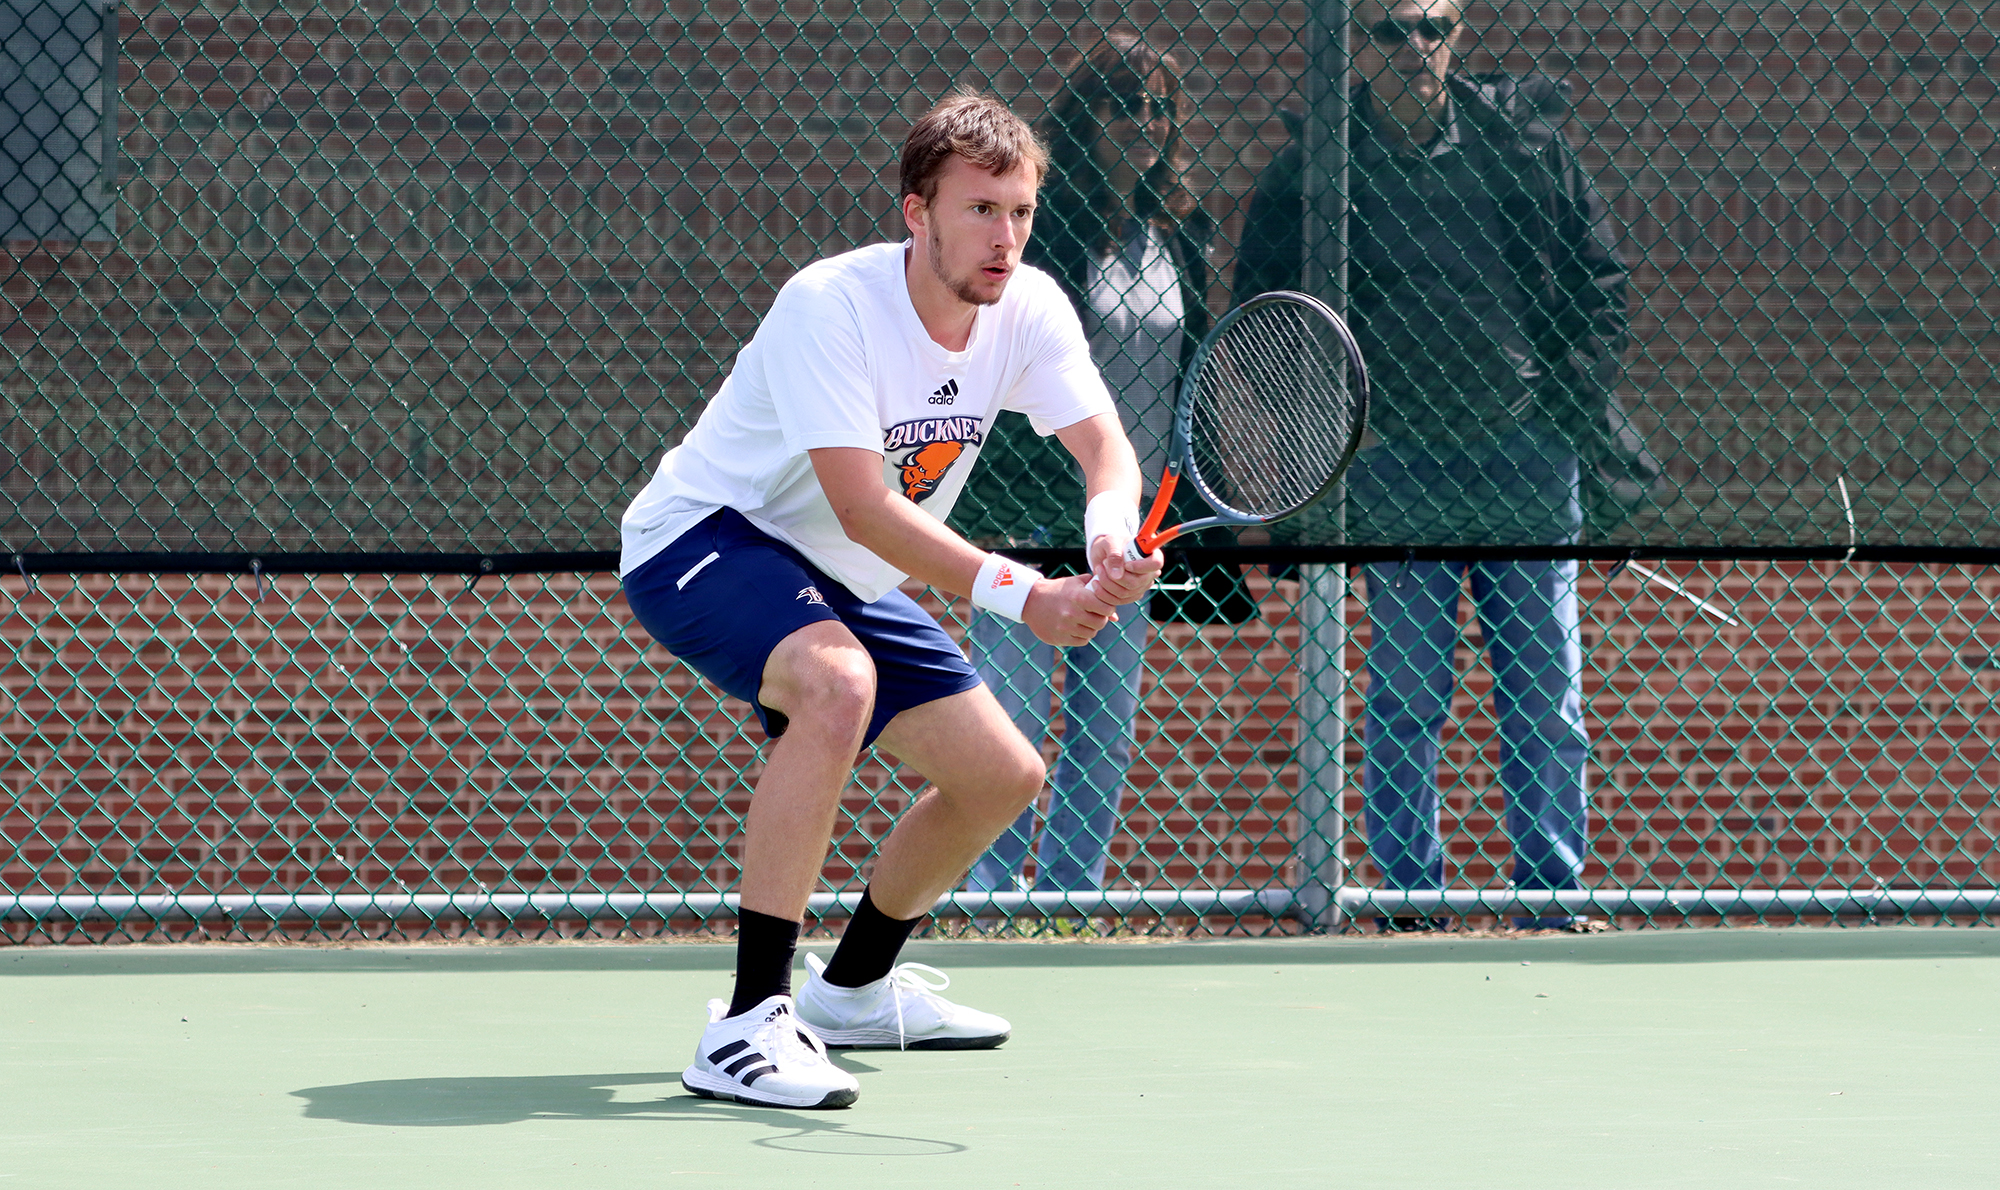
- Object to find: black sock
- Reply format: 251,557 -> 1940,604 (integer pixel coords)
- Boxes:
821,887 -> 924,989
727,908 -> 802,1018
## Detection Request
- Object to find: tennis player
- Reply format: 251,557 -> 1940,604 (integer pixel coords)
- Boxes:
620,90 -> 1164,1109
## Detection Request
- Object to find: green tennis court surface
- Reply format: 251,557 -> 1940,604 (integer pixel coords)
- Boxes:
3,930 -> 1994,1188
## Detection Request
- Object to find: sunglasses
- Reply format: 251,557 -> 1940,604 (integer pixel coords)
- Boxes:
1365,16 -> 1457,45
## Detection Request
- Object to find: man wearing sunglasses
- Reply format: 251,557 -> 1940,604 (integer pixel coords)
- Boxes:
1235,0 -> 1637,932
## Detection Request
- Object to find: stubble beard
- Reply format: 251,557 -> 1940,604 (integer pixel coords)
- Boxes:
929,229 -> 1002,307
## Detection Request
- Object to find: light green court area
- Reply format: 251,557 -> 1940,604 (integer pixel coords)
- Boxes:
2,930 -> 1995,1189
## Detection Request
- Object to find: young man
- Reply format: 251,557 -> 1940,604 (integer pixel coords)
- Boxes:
620,91 -> 1164,1109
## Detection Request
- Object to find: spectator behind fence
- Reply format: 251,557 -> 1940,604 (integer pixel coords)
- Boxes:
1234,0 -> 1634,930
951,34 -> 1214,899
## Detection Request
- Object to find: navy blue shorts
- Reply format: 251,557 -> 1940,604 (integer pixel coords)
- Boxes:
621,508 -> 981,747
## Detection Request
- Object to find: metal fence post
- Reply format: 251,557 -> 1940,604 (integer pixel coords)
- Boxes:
1295,564 -> 1348,929
1292,0 -> 1350,930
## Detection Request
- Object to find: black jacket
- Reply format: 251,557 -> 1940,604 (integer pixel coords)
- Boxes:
1234,75 -> 1655,532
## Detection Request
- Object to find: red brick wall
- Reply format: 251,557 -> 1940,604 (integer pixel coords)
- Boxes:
3,3 -> 1998,937
2,564 -> 1994,939
1470,2 -> 2000,542
1,0 -> 1311,552
7,1 -> 1994,551
1399,561 -> 2000,893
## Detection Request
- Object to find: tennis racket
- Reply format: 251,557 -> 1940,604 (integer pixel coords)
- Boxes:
1123,290 -> 1369,559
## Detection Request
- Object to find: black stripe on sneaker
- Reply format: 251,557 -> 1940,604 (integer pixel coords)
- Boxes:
735,1063 -> 777,1086
708,1040 -> 751,1063
723,1052 -> 769,1077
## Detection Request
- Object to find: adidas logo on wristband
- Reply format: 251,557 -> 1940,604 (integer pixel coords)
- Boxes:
970,553 -> 1039,621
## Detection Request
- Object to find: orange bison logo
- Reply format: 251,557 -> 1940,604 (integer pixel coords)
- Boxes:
900,441 -> 964,502
885,415 -> 984,504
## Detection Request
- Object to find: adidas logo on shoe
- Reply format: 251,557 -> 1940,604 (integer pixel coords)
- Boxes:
704,1037 -> 780,1088
681,995 -> 859,1110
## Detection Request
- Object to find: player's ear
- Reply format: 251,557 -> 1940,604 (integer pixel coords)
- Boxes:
901,190 -> 929,238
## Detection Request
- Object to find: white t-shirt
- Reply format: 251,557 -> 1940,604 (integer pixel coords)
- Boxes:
620,240 -> 1115,601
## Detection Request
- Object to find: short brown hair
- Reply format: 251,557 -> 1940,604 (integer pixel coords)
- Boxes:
898,89 -> 1049,204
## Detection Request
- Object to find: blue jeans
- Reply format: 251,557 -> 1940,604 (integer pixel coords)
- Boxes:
963,605 -> 1151,893
1350,426 -> 1590,923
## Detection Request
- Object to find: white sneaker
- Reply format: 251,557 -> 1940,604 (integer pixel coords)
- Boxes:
680,995 -> 860,1109
796,952 -> 1012,1050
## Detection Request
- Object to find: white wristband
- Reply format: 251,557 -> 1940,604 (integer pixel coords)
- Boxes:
969,552 -> 1041,622
1084,491 -> 1141,553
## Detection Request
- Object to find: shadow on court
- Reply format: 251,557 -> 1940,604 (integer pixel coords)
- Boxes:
290,1070 -> 966,1156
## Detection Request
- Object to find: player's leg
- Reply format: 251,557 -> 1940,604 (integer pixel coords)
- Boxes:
738,620 -> 877,923
1470,558 -> 1590,928
867,683 -> 1048,916
622,511 -> 867,1108
1359,560 -> 1465,897
1033,602 -> 1148,892
962,609 -> 1058,893
694,618 -> 878,1029
797,682 -> 1043,1050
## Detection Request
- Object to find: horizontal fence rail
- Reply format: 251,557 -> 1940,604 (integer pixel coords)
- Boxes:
0,888 -> 1305,921
1340,888 -> 2000,920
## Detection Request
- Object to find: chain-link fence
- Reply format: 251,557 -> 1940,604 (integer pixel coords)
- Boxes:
2,2 -> 1997,939
1,562 -> 1994,941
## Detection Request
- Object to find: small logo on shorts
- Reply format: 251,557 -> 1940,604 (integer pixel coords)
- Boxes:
796,586 -> 825,605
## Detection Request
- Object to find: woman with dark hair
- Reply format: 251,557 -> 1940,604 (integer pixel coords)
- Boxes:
952,33 -> 1214,900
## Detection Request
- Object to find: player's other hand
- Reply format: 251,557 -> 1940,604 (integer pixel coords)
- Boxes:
1087,532 -> 1165,606
1023,575 -> 1118,647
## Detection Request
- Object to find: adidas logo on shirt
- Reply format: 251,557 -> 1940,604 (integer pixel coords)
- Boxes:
927,378 -> 960,406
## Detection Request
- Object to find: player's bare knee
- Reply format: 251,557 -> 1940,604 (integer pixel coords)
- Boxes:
774,650 -> 876,745
996,745 -> 1046,814
935,739 -> 1043,829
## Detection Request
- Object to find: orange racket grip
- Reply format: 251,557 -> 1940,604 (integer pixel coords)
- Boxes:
1130,472 -> 1182,558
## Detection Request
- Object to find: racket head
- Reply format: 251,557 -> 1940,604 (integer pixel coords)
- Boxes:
1172,290 -> 1370,528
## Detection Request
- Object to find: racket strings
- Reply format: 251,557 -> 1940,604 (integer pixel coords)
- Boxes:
1187,300 -> 1360,520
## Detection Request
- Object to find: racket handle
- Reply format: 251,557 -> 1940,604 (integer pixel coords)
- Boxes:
1131,470 -> 1178,560
1085,474 -> 1172,597
1081,536 -> 1152,601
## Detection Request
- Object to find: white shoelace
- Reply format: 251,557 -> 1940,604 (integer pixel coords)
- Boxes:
883,962 -> 952,1051
752,1006 -> 833,1068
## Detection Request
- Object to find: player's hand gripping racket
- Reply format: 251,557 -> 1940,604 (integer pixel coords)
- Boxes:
1122,290 -> 1369,560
